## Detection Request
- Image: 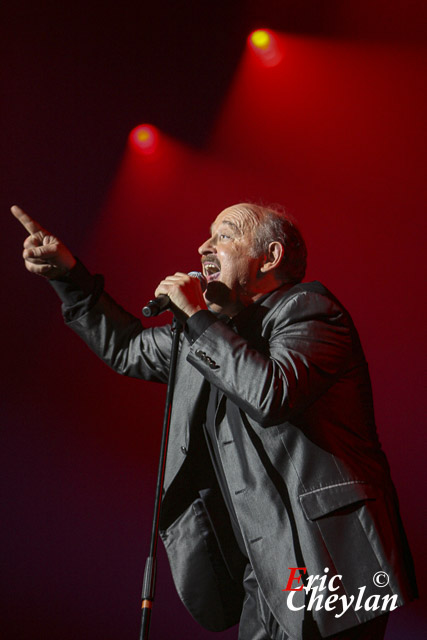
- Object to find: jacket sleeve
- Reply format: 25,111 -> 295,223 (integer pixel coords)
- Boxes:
65,291 -> 173,382
186,289 -> 357,426
49,261 -> 172,383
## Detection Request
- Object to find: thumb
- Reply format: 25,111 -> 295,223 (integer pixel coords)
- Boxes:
24,242 -> 59,260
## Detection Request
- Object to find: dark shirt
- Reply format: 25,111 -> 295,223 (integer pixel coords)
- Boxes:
204,380 -> 248,558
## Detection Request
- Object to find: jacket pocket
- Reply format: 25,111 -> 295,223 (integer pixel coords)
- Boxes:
299,481 -> 379,521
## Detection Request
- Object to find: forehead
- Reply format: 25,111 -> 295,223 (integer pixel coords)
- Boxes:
210,206 -> 260,235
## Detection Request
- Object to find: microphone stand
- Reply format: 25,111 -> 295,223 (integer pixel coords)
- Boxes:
139,316 -> 182,640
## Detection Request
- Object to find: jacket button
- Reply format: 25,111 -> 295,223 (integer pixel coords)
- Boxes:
195,349 -> 205,359
181,446 -> 188,455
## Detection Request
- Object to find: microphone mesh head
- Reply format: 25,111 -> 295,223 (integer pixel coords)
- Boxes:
188,271 -> 207,292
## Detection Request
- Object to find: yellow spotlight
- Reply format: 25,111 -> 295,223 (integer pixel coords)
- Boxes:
129,124 -> 158,154
250,30 -> 271,51
247,29 -> 282,67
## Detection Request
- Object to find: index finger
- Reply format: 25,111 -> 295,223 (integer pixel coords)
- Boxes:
11,205 -> 45,235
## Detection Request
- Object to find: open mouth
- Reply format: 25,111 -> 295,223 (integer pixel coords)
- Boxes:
202,260 -> 221,282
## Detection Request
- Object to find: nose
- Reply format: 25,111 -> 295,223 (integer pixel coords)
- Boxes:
198,236 -> 215,255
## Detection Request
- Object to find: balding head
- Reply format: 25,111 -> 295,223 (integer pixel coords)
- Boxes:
226,203 -> 307,284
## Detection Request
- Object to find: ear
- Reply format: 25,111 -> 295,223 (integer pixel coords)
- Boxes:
260,241 -> 284,273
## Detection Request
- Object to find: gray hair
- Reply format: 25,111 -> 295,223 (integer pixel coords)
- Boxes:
232,203 -> 307,283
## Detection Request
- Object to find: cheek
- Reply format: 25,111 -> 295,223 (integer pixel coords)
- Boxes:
234,259 -> 252,285
240,258 -> 260,284
217,249 -> 232,271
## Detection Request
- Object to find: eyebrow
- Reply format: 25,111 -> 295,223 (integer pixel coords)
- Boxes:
210,219 -> 242,235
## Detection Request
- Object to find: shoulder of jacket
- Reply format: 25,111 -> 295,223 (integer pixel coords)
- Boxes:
262,281 -> 339,311
261,281 -> 354,329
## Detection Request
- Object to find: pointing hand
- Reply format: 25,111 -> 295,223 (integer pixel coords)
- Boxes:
11,205 -> 76,279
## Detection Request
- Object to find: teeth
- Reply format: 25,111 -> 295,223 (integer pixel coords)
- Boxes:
203,262 -> 220,275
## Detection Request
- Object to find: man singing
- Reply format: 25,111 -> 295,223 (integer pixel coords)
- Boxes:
12,203 -> 416,639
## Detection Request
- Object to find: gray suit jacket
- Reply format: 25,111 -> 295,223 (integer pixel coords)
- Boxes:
57,278 -> 417,638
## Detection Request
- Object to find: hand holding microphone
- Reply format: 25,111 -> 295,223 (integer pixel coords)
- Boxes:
143,271 -> 207,319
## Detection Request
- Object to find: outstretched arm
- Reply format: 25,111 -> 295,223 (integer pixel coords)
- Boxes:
12,204 -> 173,382
11,205 -> 76,279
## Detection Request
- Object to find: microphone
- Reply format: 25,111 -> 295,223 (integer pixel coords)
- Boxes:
142,271 -> 207,318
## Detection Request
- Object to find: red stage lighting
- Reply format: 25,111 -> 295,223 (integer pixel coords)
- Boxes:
248,29 -> 282,67
129,124 -> 158,154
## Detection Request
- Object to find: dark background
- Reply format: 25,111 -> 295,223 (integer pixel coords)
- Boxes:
2,1 -> 426,638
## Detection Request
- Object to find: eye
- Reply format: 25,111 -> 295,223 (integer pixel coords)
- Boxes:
219,233 -> 231,240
